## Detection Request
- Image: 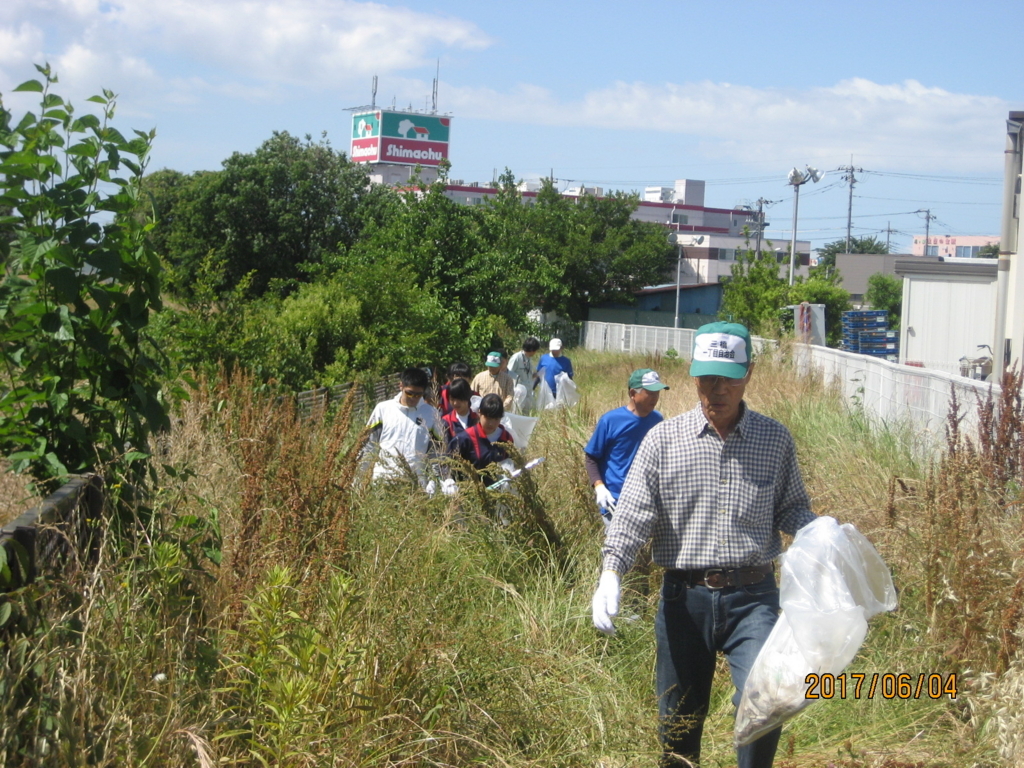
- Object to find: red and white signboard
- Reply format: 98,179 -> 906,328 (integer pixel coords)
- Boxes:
350,137 -> 380,162
373,137 -> 449,166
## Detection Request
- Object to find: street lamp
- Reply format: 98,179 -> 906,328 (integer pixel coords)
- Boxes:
668,233 -> 706,328
786,166 -> 824,285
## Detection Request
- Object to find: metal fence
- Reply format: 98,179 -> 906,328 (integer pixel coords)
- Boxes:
296,373 -> 403,421
581,322 -> 777,358
0,474 -> 104,588
582,321 -> 996,457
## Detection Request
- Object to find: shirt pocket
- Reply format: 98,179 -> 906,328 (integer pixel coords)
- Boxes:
732,469 -> 776,528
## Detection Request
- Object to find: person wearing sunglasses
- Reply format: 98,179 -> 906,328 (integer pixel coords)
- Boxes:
365,367 -> 445,490
592,322 -> 816,768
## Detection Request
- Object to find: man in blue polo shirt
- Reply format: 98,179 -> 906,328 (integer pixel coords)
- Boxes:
584,368 -> 669,527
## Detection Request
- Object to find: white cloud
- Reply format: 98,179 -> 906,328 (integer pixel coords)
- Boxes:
0,22 -> 44,69
446,77 -> 1009,173
2,1 -> 490,111
84,0 -> 488,84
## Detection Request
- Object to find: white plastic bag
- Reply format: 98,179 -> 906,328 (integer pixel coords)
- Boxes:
554,372 -> 580,408
512,383 -> 531,414
735,516 -> 897,746
501,412 -> 539,451
535,379 -> 556,411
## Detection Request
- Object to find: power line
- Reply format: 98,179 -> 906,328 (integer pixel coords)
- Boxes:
861,170 -> 1000,186
854,194 -> 999,206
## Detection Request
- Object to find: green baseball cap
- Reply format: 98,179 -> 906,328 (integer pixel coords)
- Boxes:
689,322 -> 752,378
628,369 -> 669,391
485,351 -> 502,368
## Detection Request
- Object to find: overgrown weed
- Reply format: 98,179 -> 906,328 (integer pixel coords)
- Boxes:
3,353 -> 1015,766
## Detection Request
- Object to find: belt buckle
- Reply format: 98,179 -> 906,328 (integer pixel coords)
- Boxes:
703,568 -> 727,590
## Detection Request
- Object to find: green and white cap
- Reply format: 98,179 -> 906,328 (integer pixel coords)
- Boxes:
485,351 -> 502,368
690,322 -> 751,378
628,368 -> 669,391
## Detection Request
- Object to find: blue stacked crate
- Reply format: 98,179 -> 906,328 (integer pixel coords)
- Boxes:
857,328 -> 899,362
841,309 -> 888,353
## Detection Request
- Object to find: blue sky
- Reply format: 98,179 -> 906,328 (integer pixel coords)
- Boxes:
2,0 -> 1021,253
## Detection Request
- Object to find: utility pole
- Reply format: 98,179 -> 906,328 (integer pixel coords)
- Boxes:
837,163 -> 863,254
917,209 -> 936,255
753,198 -> 774,259
884,221 -> 894,253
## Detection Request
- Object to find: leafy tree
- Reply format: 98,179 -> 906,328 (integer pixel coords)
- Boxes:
978,242 -> 999,258
815,235 -> 888,270
864,272 -> 903,330
725,243 -> 851,344
148,132 -> 382,298
787,278 -> 852,346
0,66 -> 170,489
524,180 -> 673,322
721,246 -> 789,335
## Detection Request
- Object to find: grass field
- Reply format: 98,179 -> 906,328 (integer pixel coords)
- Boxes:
0,349 -> 1013,767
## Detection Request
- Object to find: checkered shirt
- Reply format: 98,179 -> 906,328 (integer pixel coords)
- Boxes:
602,403 -> 815,574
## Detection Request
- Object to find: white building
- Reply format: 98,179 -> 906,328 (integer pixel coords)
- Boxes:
895,258 -> 997,376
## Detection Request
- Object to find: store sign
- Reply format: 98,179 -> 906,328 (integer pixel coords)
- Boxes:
350,137 -> 380,162
378,137 -> 448,166
351,110 -> 451,166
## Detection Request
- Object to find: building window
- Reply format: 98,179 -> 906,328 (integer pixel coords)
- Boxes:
926,245 -> 939,256
671,212 -> 688,225
720,249 -> 735,261
955,245 -> 981,258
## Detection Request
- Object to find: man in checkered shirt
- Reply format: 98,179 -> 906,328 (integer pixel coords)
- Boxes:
592,321 -> 816,768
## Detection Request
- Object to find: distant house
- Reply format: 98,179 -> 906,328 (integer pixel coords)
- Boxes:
836,253 -> 937,304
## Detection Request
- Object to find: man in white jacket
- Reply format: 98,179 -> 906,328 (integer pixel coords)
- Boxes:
365,367 -> 445,489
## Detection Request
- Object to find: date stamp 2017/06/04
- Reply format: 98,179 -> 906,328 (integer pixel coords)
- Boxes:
804,673 -> 957,700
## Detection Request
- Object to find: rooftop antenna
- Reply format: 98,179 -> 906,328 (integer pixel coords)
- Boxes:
431,59 -> 439,114
371,75 -> 377,110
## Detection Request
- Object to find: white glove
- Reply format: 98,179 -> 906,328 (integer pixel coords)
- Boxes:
441,478 -> 458,496
592,570 -> 621,636
498,459 -> 515,476
424,480 -> 437,496
594,483 -> 617,511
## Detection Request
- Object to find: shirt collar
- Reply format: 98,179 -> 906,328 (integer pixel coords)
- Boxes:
693,402 -> 749,438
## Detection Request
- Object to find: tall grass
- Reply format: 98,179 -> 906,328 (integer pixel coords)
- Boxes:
0,351 -> 1013,766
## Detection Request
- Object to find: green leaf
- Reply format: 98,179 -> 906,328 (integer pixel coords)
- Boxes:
13,80 -> 44,93
123,451 -> 149,463
46,266 -> 79,304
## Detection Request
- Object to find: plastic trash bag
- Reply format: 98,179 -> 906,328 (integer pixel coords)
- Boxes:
502,412 -> 539,451
554,372 -> 580,408
535,379 -> 556,411
512,383 -> 531,414
735,516 -> 897,747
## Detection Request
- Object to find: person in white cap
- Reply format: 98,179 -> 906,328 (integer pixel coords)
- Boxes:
584,368 -> 668,527
591,321 -> 816,768
470,350 -> 515,409
538,337 -> 573,396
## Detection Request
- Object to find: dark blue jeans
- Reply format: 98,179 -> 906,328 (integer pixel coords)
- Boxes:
655,571 -> 782,768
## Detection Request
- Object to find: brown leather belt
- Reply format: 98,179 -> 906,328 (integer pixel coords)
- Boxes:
667,563 -> 774,590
